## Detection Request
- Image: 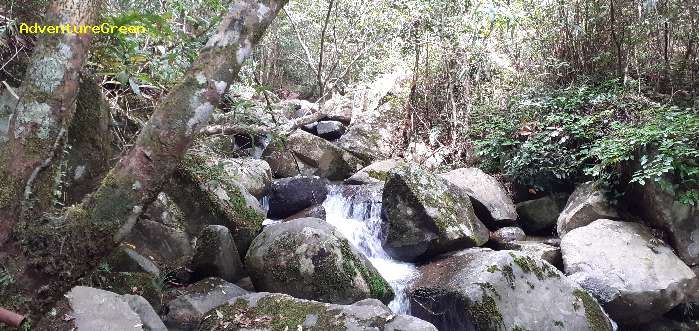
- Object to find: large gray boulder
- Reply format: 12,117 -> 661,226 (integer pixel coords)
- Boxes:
123,294 -> 168,331
165,278 -> 249,330
316,120 -> 346,140
440,168 -> 518,227
191,225 -> 245,283
490,227 -> 526,247
627,177 -> 699,267
219,158 -> 272,199
344,158 -> 405,185
267,176 -> 328,219
262,130 -> 364,180
410,249 -> 613,331
382,164 -> 490,261
245,218 -> 394,304
561,219 -> 698,324
516,193 -> 568,234
557,182 -> 618,237
197,293 -> 437,331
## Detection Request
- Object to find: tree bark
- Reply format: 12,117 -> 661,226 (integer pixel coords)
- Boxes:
0,0 -> 101,244
0,0 -> 288,324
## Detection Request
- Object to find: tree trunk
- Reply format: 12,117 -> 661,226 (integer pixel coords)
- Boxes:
0,0 -> 288,325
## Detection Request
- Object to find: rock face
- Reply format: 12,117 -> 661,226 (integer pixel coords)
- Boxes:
382,164 -> 490,261
165,278 -> 249,330
627,178 -> 699,267
516,193 -> 568,234
245,218 -> 394,304
316,120 -> 346,140
344,158 -> 405,185
410,249 -> 613,331
561,219 -> 698,324
262,130 -> 364,180
337,70 -> 410,162
219,158 -> 272,199
440,168 -> 518,227
497,240 -> 562,267
557,182 -> 618,237
65,286 -> 164,331
267,176 -> 328,219
191,225 -> 245,283
198,293 -> 437,331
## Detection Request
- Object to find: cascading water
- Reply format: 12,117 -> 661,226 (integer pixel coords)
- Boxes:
322,185 -> 418,314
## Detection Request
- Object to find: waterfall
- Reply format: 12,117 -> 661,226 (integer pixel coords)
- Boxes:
322,185 -> 418,314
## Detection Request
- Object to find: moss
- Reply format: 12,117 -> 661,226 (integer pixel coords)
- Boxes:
554,320 -> 565,327
466,286 -> 504,331
573,289 -> 612,331
512,326 -> 529,331
366,170 -> 389,182
338,238 -> 393,303
502,264 -> 516,289
82,272 -> 162,309
486,265 -> 501,273
509,252 -> 560,280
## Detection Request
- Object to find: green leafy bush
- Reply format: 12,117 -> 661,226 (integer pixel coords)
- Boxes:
471,80 -> 698,205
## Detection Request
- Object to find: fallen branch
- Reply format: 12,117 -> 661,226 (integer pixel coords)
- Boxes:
201,110 -> 328,137
0,308 -> 24,328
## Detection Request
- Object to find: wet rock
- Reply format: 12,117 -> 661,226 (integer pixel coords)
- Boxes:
191,225 -> 245,283
490,227 -> 526,246
631,318 -> 699,331
167,150 -> 265,255
316,120 -> 346,140
626,176 -> 699,267
123,294 -> 168,331
262,130 -> 364,180
561,219 -> 698,324
284,204 -> 326,222
440,168 -> 518,228
382,164 -> 490,261
219,158 -> 272,199
516,193 -> 568,234
410,249 -> 613,331
64,286 -> 149,331
344,158 -> 406,185
557,181 -> 618,237
245,218 -> 394,304
267,176 -> 328,219
165,278 -> 249,331
197,293 -> 437,331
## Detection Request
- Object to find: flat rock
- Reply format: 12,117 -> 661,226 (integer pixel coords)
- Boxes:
561,219 -> 698,324
65,286 -> 145,331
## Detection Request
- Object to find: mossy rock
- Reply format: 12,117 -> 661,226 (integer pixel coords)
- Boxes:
409,249 -> 613,331
245,218 -> 394,305
81,271 -> 163,311
381,163 -> 490,261
198,292 -> 437,331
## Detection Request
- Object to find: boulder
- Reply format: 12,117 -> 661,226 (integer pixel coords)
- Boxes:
245,218 -> 394,304
337,70 -> 410,162
81,272 -> 164,309
557,182 -> 618,237
267,176 -> 328,219
498,240 -> 562,267
64,287 -> 160,331
123,294 -> 168,331
278,99 -> 319,119
198,293 -> 437,331
626,177 -> 699,267
516,193 -> 568,234
410,249 -> 613,331
561,219 -> 698,324
382,164 -> 489,261
191,225 -> 245,283
107,246 -> 160,276
219,158 -> 272,199
262,130 -> 364,180
490,227 -> 526,246
167,151 -> 265,255
440,168 -> 518,228
344,158 -> 405,185
165,278 -> 249,330
316,120 -> 346,140
284,204 -> 326,222
125,218 -> 193,269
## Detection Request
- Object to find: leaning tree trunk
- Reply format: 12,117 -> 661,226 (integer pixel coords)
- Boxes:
0,0 -> 288,325
0,0 -> 101,244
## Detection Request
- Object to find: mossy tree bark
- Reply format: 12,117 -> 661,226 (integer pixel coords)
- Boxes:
0,0 -> 288,325
0,0 -> 102,244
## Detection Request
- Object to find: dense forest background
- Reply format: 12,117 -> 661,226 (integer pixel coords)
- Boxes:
2,0 -> 697,202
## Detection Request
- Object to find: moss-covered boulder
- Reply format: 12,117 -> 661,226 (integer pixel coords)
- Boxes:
81,271 -> 163,310
198,293 -> 437,331
166,149 -> 265,256
191,225 -> 246,283
344,158 -> 406,185
219,157 -> 272,199
410,249 -> 613,331
245,218 -> 394,304
561,219 -> 698,325
381,164 -> 490,261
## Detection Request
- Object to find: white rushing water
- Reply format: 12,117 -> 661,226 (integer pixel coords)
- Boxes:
322,185 -> 418,314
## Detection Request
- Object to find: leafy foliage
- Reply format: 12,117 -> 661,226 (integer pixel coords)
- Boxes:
472,80 -> 699,204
